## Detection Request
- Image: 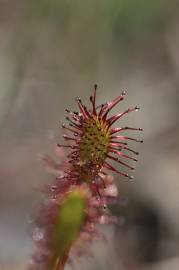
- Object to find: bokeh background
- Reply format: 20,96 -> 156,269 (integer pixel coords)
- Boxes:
1,0 -> 179,269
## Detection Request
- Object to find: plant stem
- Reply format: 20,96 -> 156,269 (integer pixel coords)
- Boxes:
55,252 -> 69,270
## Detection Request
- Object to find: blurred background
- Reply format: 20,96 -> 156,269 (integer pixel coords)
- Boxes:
0,0 -> 179,269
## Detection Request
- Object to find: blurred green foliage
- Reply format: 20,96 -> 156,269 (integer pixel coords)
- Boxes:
25,0 -> 177,45
106,0 -> 176,46
1,0 -> 178,129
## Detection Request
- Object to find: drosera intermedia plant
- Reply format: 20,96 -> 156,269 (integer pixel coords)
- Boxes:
28,85 -> 143,270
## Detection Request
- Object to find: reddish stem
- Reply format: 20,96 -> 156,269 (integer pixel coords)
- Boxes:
54,252 -> 69,270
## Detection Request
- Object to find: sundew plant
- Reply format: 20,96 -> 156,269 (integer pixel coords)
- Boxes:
28,85 -> 143,270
